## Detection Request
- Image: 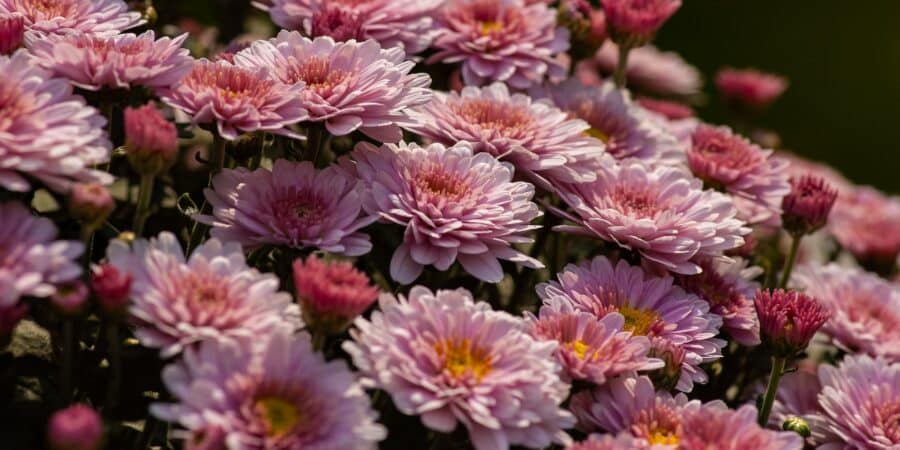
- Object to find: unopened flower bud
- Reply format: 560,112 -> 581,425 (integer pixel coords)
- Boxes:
0,13 -> 24,55
782,175 -> 837,237
716,67 -> 788,113
754,289 -> 829,357
647,337 -> 686,391
782,415 -> 811,438
293,255 -> 379,335
90,263 -> 132,317
601,0 -> 681,48
68,183 -> 114,231
51,282 -> 89,316
124,103 -> 178,176
46,404 -> 103,450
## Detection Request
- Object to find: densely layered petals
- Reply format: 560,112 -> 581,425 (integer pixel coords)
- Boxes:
678,404 -> 802,449
0,0 -> 143,35
827,186 -> 900,264
344,287 -> 575,450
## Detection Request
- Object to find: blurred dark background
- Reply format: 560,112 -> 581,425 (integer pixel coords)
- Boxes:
155,0 -> 900,193
659,0 -> 900,193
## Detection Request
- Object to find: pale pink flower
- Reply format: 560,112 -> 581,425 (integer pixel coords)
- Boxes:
233,32 -> 431,142
581,41 -> 702,97
428,0 -> 570,89
678,404 -> 802,449
350,140 -> 543,283
0,0 -> 143,35
827,186 -> 900,265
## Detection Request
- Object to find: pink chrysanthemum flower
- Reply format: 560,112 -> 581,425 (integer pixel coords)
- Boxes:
153,327 -> 385,450
815,355 -> 900,450
428,0 -> 570,89
781,152 -> 853,195
405,83 -> 606,188
105,232 -> 301,357
0,13 -> 24,54
793,263 -> 900,360
538,256 -> 725,392
0,52 -> 111,193
571,375 -> 720,445
292,255 -> 379,333
827,186 -> 900,265
580,41 -> 702,97
124,103 -> 179,176
678,404 -> 803,450
159,59 -> 308,140
526,296 -> 663,385
553,162 -> 749,275
716,67 -> 788,112
567,433 -> 647,450
754,289 -> 829,357
233,32 -> 431,142
536,79 -> 682,165
781,175 -> 838,237
350,140 -> 543,284
601,0 -> 681,47
688,124 -> 791,226
344,287 -> 575,450
261,0 -> 442,55
26,30 -> 192,92
198,159 -> 376,256
0,201 -> 83,307
0,0 -> 143,35
676,258 -> 761,346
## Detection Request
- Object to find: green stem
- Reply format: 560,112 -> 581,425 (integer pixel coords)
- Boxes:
133,174 -> 155,236
187,134 -> 227,253
60,319 -> 75,403
133,415 -> 158,450
758,356 -> 786,426
613,43 -> 632,89
778,235 -> 802,289
80,224 -> 94,268
104,323 -> 121,417
307,125 -> 325,164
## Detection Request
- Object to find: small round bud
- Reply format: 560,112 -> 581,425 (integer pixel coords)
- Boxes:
90,264 -> 132,317
46,404 -> 103,450
782,175 -> 838,237
293,255 -> 379,335
124,103 -> 178,176
68,183 -> 114,231
51,282 -> 90,317
601,0 -> 681,48
0,13 -> 24,55
782,415 -> 811,438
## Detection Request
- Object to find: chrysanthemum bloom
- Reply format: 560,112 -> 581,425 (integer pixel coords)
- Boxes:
816,354 -> 900,450
827,186 -> 900,265
793,264 -> 900,360
688,124 -> 791,226
781,175 -> 837,237
68,182 -> 114,230
153,327 -> 386,450
26,31 -> 192,92
781,152 -> 853,195
159,59 -> 308,140
105,232 -> 301,357
678,405 -> 803,450
0,13 -> 23,54
526,296 -> 663,384
90,263 -> 131,316
292,255 -> 379,334
566,433 -> 646,450
124,103 -> 179,176
262,0 -> 442,55
428,0 -> 570,89
676,258 -> 761,346
405,83 -> 606,188
198,159 -> 376,256
0,51 -> 111,193
46,404 -> 103,450
753,289 -> 828,357
0,201 -> 83,307
350,140 -> 543,283
553,162 -> 748,275
570,375 -> 720,444
636,97 -> 695,120
716,67 -> 788,112
0,0 -> 142,35
601,0 -> 681,47
345,287 -> 574,450
536,79 -> 682,165
580,41 -> 702,97
233,32 -> 432,142
538,256 -> 725,392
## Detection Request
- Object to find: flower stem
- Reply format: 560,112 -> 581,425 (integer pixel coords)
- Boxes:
758,356 -> 786,426
187,133 -> 227,253
778,235 -> 802,289
133,173 -> 155,236
613,43 -> 632,89
306,124 -> 329,166
60,318 -> 75,403
104,322 -> 121,417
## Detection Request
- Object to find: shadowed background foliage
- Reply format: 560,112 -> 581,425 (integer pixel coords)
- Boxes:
156,0 -> 900,193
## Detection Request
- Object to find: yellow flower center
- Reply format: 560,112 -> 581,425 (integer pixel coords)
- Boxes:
255,396 -> 301,439
479,21 -> 503,35
567,340 -> 591,360
584,127 -> 610,143
435,338 -> 492,381
647,429 -> 679,445
618,304 -> 660,336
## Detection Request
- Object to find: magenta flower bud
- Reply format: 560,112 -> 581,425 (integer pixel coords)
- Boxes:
754,289 -> 829,357
0,302 -> 28,338
716,67 -> 788,113
90,263 -> 132,317
292,255 -> 378,334
51,282 -> 90,317
782,175 -> 838,237
124,103 -> 178,176
600,0 -> 682,47
0,13 -> 24,55
68,183 -> 114,231
46,404 -> 103,450
646,337 -> 687,391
